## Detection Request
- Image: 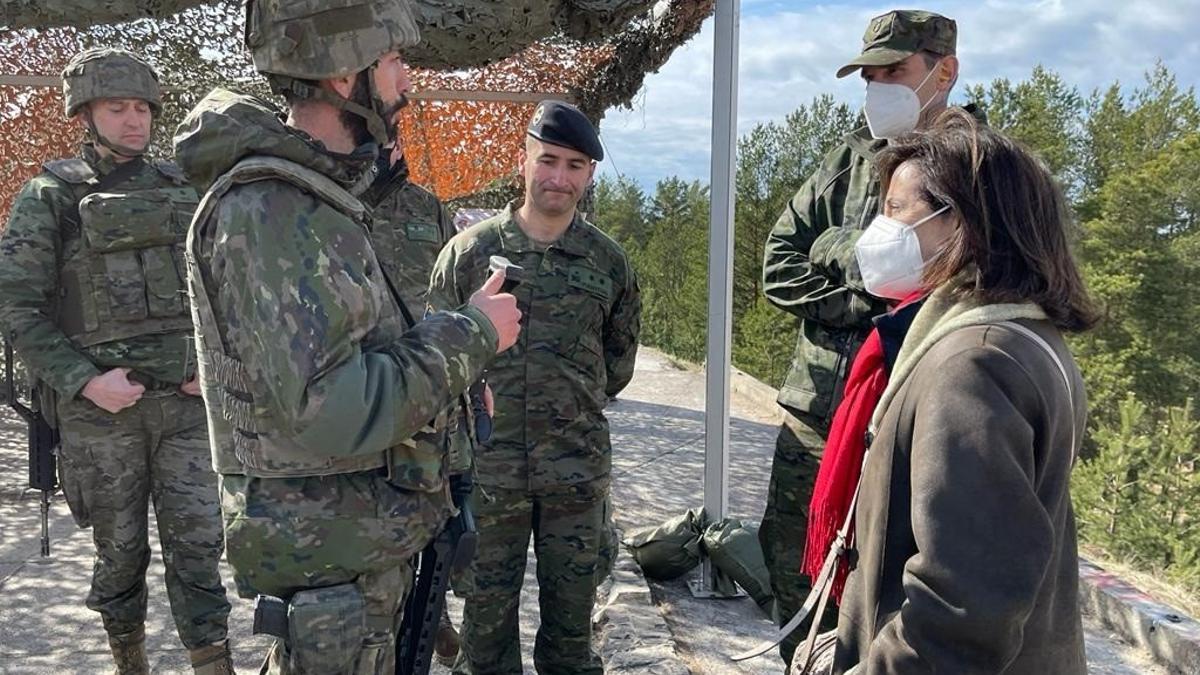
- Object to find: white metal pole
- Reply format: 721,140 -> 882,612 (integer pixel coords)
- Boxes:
691,0 -> 740,597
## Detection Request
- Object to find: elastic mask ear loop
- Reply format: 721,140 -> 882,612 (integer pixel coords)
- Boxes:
914,204 -> 954,271
914,60 -> 945,118
910,204 -> 950,229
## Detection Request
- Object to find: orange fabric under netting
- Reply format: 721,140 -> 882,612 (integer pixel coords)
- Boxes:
400,98 -> 532,200
0,86 -> 81,220
0,27 -> 88,221
0,39 -> 613,223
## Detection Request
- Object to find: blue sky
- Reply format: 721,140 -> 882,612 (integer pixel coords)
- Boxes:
595,0 -> 1200,188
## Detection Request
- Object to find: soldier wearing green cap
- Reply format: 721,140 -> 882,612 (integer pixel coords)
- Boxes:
428,99 -> 641,675
174,0 -> 522,672
758,9 -> 976,668
0,47 -> 233,674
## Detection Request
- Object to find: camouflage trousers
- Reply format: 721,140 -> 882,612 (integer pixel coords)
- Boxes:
759,413 -> 839,669
55,390 -> 229,648
449,480 -> 615,596
454,479 -> 608,675
220,471 -> 453,674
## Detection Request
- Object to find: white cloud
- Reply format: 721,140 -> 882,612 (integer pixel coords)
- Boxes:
597,0 -> 1200,188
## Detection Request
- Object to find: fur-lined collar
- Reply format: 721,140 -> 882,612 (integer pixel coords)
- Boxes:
870,284 -> 1047,431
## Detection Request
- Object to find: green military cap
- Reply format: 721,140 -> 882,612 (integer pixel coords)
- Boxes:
836,9 -> 956,79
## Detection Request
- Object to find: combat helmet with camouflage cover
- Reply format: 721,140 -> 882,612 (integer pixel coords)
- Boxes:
62,47 -> 161,157
62,47 -> 162,117
244,0 -> 420,146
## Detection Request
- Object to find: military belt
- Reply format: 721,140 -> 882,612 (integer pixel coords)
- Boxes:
126,370 -> 180,392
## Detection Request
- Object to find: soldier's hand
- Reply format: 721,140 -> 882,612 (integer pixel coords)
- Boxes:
469,268 -> 521,353
484,383 -> 495,417
81,368 -> 145,414
180,377 -> 202,397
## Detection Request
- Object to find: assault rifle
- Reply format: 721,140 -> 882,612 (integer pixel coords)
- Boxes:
395,473 -> 478,674
3,339 -> 58,557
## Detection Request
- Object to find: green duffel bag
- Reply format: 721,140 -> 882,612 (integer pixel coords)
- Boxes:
624,507 -> 707,580
703,518 -> 775,616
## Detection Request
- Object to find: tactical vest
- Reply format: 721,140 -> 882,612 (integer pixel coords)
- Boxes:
45,158 -> 196,348
186,155 -> 448,488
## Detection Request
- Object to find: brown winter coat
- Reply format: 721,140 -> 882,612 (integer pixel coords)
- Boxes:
832,286 -> 1088,675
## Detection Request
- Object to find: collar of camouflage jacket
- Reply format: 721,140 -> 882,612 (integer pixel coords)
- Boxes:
173,87 -> 377,194
79,141 -> 122,178
495,201 -> 590,257
362,153 -> 411,208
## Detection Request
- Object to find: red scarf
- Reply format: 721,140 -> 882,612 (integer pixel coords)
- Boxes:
802,293 -> 923,601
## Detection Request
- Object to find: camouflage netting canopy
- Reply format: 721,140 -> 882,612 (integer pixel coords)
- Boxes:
0,0 -> 214,26
3,0 -> 662,69
0,0 -> 711,214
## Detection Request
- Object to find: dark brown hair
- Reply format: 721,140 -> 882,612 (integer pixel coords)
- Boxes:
875,108 -> 1098,331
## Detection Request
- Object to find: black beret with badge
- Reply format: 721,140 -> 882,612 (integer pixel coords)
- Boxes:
527,99 -> 604,161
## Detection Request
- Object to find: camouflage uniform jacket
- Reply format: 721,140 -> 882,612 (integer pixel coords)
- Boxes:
0,144 -> 197,399
763,105 -> 981,426
361,155 -> 454,312
428,203 -> 641,492
174,88 -> 497,480
361,156 -> 473,473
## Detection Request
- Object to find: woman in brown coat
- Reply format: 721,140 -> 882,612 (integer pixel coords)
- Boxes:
827,109 -> 1098,674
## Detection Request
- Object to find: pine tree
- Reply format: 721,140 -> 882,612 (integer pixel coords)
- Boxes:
730,95 -> 854,383
592,174 -> 651,252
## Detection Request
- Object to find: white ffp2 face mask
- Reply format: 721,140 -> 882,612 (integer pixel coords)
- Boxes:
855,205 -> 950,300
863,61 -> 942,139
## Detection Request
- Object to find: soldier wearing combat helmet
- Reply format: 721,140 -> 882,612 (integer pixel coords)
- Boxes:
0,47 -> 233,674
174,0 -> 521,672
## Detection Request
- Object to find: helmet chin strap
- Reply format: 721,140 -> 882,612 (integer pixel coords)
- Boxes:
365,64 -> 408,146
281,66 -> 400,147
274,61 -> 409,148
84,113 -> 148,159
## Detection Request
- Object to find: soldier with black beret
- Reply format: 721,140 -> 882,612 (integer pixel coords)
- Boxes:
527,99 -> 606,161
429,99 -> 641,675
